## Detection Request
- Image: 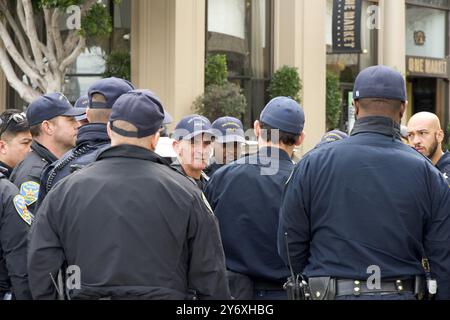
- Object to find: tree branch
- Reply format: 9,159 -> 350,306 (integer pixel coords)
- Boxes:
43,8 -> 58,72
22,0 -> 45,74
0,1 -> 33,67
0,40 -> 41,103
60,37 -> 86,73
51,8 -> 64,61
16,0 -> 28,37
0,20 -> 43,86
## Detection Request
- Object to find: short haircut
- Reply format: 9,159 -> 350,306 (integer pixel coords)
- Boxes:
88,109 -> 111,123
0,109 -> 30,138
29,124 -> 43,138
358,98 -> 402,112
259,122 -> 299,146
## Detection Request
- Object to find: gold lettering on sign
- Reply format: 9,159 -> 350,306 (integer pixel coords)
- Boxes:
342,0 -> 356,48
408,57 -> 448,77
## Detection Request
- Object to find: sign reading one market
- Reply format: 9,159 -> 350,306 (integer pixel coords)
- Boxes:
332,0 -> 362,53
407,56 -> 449,79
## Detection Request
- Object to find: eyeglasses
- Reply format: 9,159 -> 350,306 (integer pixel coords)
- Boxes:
0,112 -> 27,137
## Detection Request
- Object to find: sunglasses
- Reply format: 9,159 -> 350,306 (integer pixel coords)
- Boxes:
0,112 -> 27,137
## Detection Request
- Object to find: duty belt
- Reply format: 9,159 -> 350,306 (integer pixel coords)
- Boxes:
336,278 -> 418,297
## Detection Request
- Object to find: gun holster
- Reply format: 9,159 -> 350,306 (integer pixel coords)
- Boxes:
308,277 -> 336,300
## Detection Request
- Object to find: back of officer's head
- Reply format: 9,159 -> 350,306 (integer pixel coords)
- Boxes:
108,90 -> 165,151
87,77 -> 134,124
353,65 -> 407,122
256,97 -> 305,147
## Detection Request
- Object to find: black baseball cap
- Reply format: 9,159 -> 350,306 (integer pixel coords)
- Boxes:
26,93 -> 85,126
354,65 -> 407,102
109,90 -> 166,138
88,77 -> 135,109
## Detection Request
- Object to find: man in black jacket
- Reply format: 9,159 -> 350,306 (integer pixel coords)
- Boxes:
28,90 -> 230,300
10,93 -> 84,214
0,173 -> 32,299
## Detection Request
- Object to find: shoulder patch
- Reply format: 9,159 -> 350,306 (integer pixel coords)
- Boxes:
201,193 -> 214,215
13,195 -> 34,226
20,181 -> 40,206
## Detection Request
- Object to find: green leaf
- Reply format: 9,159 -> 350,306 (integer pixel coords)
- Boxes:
267,66 -> 302,103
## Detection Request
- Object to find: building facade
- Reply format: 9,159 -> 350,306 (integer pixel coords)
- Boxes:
0,0 -> 449,153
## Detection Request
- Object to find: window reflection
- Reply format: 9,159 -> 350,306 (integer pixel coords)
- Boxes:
207,0 -> 272,128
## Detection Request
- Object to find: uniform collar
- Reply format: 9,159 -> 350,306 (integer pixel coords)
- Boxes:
97,144 -> 172,167
171,159 -> 208,184
76,123 -> 110,146
258,146 -> 292,162
31,140 -> 58,163
436,151 -> 450,171
0,161 -> 12,178
351,116 -> 402,141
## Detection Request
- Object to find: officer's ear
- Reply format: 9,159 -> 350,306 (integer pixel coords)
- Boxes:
0,140 -> 7,155
399,101 -> 407,120
172,140 -> 181,156
254,120 -> 261,138
106,122 -> 113,140
295,131 -> 306,147
41,120 -> 55,136
149,132 -> 160,151
353,100 -> 360,119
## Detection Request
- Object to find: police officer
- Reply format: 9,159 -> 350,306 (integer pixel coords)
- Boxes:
204,97 -> 305,300
39,78 -> 134,204
316,129 -> 348,148
10,93 -> 83,214
205,116 -> 246,176
0,110 -> 32,178
28,90 -> 230,300
0,172 -> 32,299
278,65 -> 450,300
73,95 -> 89,127
172,115 -> 214,191
407,112 -> 450,178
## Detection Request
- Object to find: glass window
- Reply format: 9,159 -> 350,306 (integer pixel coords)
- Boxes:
63,0 -> 131,103
406,5 -> 447,59
326,0 -> 378,132
207,0 -> 272,128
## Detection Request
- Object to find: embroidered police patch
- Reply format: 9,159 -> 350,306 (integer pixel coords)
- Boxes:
201,193 -> 214,215
20,181 -> 40,206
13,195 -> 34,226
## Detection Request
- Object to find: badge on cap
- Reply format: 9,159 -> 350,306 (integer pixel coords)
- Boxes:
13,195 -> 34,226
20,181 -> 40,206
201,193 -> 214,215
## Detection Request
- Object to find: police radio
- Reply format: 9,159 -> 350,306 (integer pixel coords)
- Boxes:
283,232 -> 311,300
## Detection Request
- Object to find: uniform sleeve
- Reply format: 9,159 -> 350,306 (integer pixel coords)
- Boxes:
424,169 -> 450,300
278,158 -> 311,275
0,186 -> 32,299
27,192 -> 65,300
204,168 -> 225,211
186,193 -> 230,300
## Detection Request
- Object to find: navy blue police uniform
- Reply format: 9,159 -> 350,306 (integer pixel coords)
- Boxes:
0,162 -> 13,179
0,173 -> 32,299
28,90 -> 230,300
205,116 -> 246,177
436,151 -> 450,179
278,66 -> 450,300
10,93 -> 84,214
205,97 -> 305,300
38,78 -> 134,204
